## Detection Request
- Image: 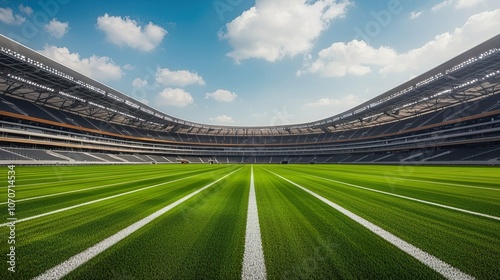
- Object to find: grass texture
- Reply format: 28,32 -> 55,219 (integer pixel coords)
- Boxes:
0,163 -> 497,279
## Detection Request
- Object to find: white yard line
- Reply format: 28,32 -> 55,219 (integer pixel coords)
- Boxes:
242,165 -> 267,280
293,172 -> 500,221
267,170 -> 475,280
0,170 -> 216,227
0,170 -> 208,205
32,168 -> 241,280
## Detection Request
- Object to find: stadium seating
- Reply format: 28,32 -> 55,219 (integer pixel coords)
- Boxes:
426,148 -> 495,162
115,155 -> 146,162
4,148 -> 64,161
0,149 -> 31,161
87,153 -> 118,162
146,155 -> 171,163
52,151 -> 105,162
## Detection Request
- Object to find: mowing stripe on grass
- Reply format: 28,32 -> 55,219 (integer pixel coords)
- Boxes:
291,171 -> 500,221
266,169 -> 474,280
242,165 -> 267,280
32,168 -> 242,280
2,169 -> 163,187
402,178 -> 499,191
0,169 -> 212,205
0,170 -> 218,227
15,174 -> 135,187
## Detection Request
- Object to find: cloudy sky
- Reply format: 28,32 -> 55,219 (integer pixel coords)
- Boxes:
0,0 -> 499,126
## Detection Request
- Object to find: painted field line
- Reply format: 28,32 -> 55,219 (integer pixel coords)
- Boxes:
401,178 -> 499,191
32,168 -> 241,280
291,171 -> 500,221
0,169 -> 212,205
0,169 -> 225,227
242,165 -> 267,280
282,167 -> 499,192
5,169 -> 171,188
267,170 -> 474,280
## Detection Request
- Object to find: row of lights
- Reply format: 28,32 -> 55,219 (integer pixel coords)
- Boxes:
336,48 -> 499,126
368,85 -> 414,109
484,70 -> 500,79
416,72 -> 444,88
373,48 -> 498,110
59,91 -> 86,103
414,70 -> 498,102
1,45 -> 168,123
7,74 -> 55,92
0,47 -> 110,97
75,80 -> 105,95
1,47 -> 73,82
454,78 -> 479,90
447,48 -> 498,74
87,100 -> 146,122
125,100 -> 139,109
108,93 -> 124,103
89,101 -> 105,109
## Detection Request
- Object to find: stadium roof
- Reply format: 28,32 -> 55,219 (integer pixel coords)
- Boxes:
0,34 -> 499,136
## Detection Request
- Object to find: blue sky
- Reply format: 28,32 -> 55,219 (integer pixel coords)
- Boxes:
0,0 -> 499,126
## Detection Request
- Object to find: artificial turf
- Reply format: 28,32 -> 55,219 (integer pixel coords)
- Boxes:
0,163 -> 498,279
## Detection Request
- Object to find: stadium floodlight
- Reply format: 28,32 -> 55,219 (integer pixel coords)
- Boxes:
7,74 -> 55,92
58,91 -> 86,103
108,93 -> 125,103
125,100 -> 140,109
89,101 -> 105,109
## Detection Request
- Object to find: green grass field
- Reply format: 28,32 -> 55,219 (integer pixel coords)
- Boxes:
1,164 -> 499,279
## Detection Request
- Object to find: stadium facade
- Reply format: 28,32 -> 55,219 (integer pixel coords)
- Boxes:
0,34 -> 499,165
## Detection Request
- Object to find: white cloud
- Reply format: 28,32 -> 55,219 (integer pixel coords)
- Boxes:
303,94 -> 365,109
380,8 -> 500,74
410,11 -> 423,19
156,88 -> 194,107
300,40 -> 397,77
205,89 -> 237,102
431,0 -> 453,11
432,0 -> 484,11
302,9 -> 500,77
455,0 -> 485,9
252,112 -> 268,119
40,45 -> 123,81
155,67 -> 205,87
0,7 -> 25,25
123,64 -> 134,70
96,13 -> 167,52
44,18 -> 69,38
210,114 -> 235,123
19,4 -> 33,16
132,78 -> 148,88
219,0 -> 352,62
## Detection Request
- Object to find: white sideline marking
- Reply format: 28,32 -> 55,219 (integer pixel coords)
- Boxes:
32,168 -> 241,280
293,172 -> 500,221
0,170 -> 214,227
267,170 -> 475,280
0,170 -> 206,205
402,178 -> 499,191
242,166 -> 267,280
6,170 -> 162,187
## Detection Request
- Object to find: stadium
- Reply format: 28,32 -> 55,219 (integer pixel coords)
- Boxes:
0,5 -> 499,280
1,34 -> 500,165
